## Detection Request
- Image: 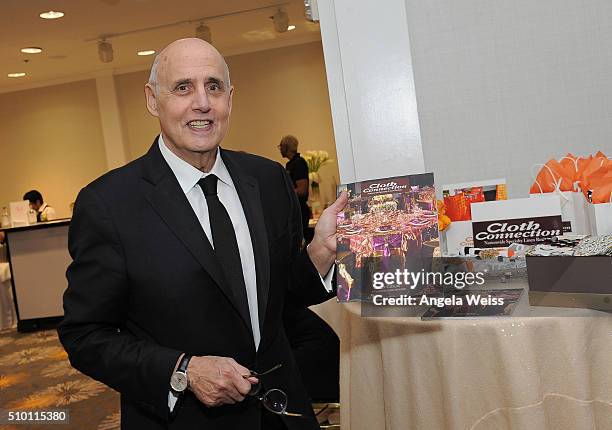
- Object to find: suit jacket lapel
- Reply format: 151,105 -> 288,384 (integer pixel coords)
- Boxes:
221,149 -> 271,331
140,139 -> 253,334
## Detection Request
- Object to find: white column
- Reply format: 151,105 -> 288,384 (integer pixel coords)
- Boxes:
95,72 -> 128,170
317,0 -> 425,183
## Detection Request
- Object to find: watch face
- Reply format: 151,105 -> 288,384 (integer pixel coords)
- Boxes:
170,372 -> 188,392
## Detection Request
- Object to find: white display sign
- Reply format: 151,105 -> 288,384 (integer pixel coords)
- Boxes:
9,201 -> 30,227
470,195 -> 563,248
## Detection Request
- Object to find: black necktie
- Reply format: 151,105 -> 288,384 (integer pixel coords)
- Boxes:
198,174 -> 252,333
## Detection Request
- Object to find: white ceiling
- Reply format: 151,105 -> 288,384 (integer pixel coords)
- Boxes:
0,0 -> 321,93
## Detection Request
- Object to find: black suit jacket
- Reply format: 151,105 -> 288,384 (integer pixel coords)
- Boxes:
58,139 -> 334,429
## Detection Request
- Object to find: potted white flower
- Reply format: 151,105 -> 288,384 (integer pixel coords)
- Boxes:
302,150 -> 334,215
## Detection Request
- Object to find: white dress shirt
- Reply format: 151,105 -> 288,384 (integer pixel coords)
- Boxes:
38,203 -> 56,221
158,135 -> 333,410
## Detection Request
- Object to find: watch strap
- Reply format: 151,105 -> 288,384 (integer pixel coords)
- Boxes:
177,354 -> 192,374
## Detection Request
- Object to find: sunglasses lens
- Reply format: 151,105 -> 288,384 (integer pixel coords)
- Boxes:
262,389 -> 287,414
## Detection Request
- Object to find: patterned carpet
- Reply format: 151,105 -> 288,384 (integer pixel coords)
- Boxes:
0,328 -> 340,429
0,328 -> 120,430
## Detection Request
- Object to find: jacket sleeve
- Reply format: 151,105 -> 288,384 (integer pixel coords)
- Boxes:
278,164 -> 336,306
57,185 -> 181,421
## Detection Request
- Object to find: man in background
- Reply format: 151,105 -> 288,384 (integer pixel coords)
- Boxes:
23,190 -> 56,222
278,135 -> 311,239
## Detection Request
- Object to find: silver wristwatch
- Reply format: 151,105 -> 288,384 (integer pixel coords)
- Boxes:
170,354 -> 192,392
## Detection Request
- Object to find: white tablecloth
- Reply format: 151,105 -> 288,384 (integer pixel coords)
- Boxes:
337,286 -> 612,430
0,262 -> 16,330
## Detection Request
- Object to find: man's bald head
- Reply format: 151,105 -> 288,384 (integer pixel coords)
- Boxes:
147,38 -> 230,95
143,37 -> 235,171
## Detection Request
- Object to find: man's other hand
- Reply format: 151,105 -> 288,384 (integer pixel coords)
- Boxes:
308,190 -> 348,275
187,356 -> 258,407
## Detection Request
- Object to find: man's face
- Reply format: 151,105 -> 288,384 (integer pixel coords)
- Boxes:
278,142 -> 288,158
145,40 -> 233,160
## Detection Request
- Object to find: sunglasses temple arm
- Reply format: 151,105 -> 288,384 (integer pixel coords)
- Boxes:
315,404 -> 330,416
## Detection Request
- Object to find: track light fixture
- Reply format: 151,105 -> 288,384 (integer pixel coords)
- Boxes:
304,0 -> 319,22
91,2 -> 293,60
272,9 -> 289,33
98,39 -> 114,63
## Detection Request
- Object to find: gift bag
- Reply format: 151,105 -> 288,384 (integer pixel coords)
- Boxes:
530,162 -> 589,235
585,200 -> 612,235
581,155 -> 612,235
463,187 -> 485,220
444,192 -> 469,221
585,188 -> 612,235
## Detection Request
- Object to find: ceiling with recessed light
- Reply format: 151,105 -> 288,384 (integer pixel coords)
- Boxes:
0,0 -> 321,93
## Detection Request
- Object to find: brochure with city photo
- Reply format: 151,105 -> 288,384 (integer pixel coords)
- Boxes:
336,173 -> 439,302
